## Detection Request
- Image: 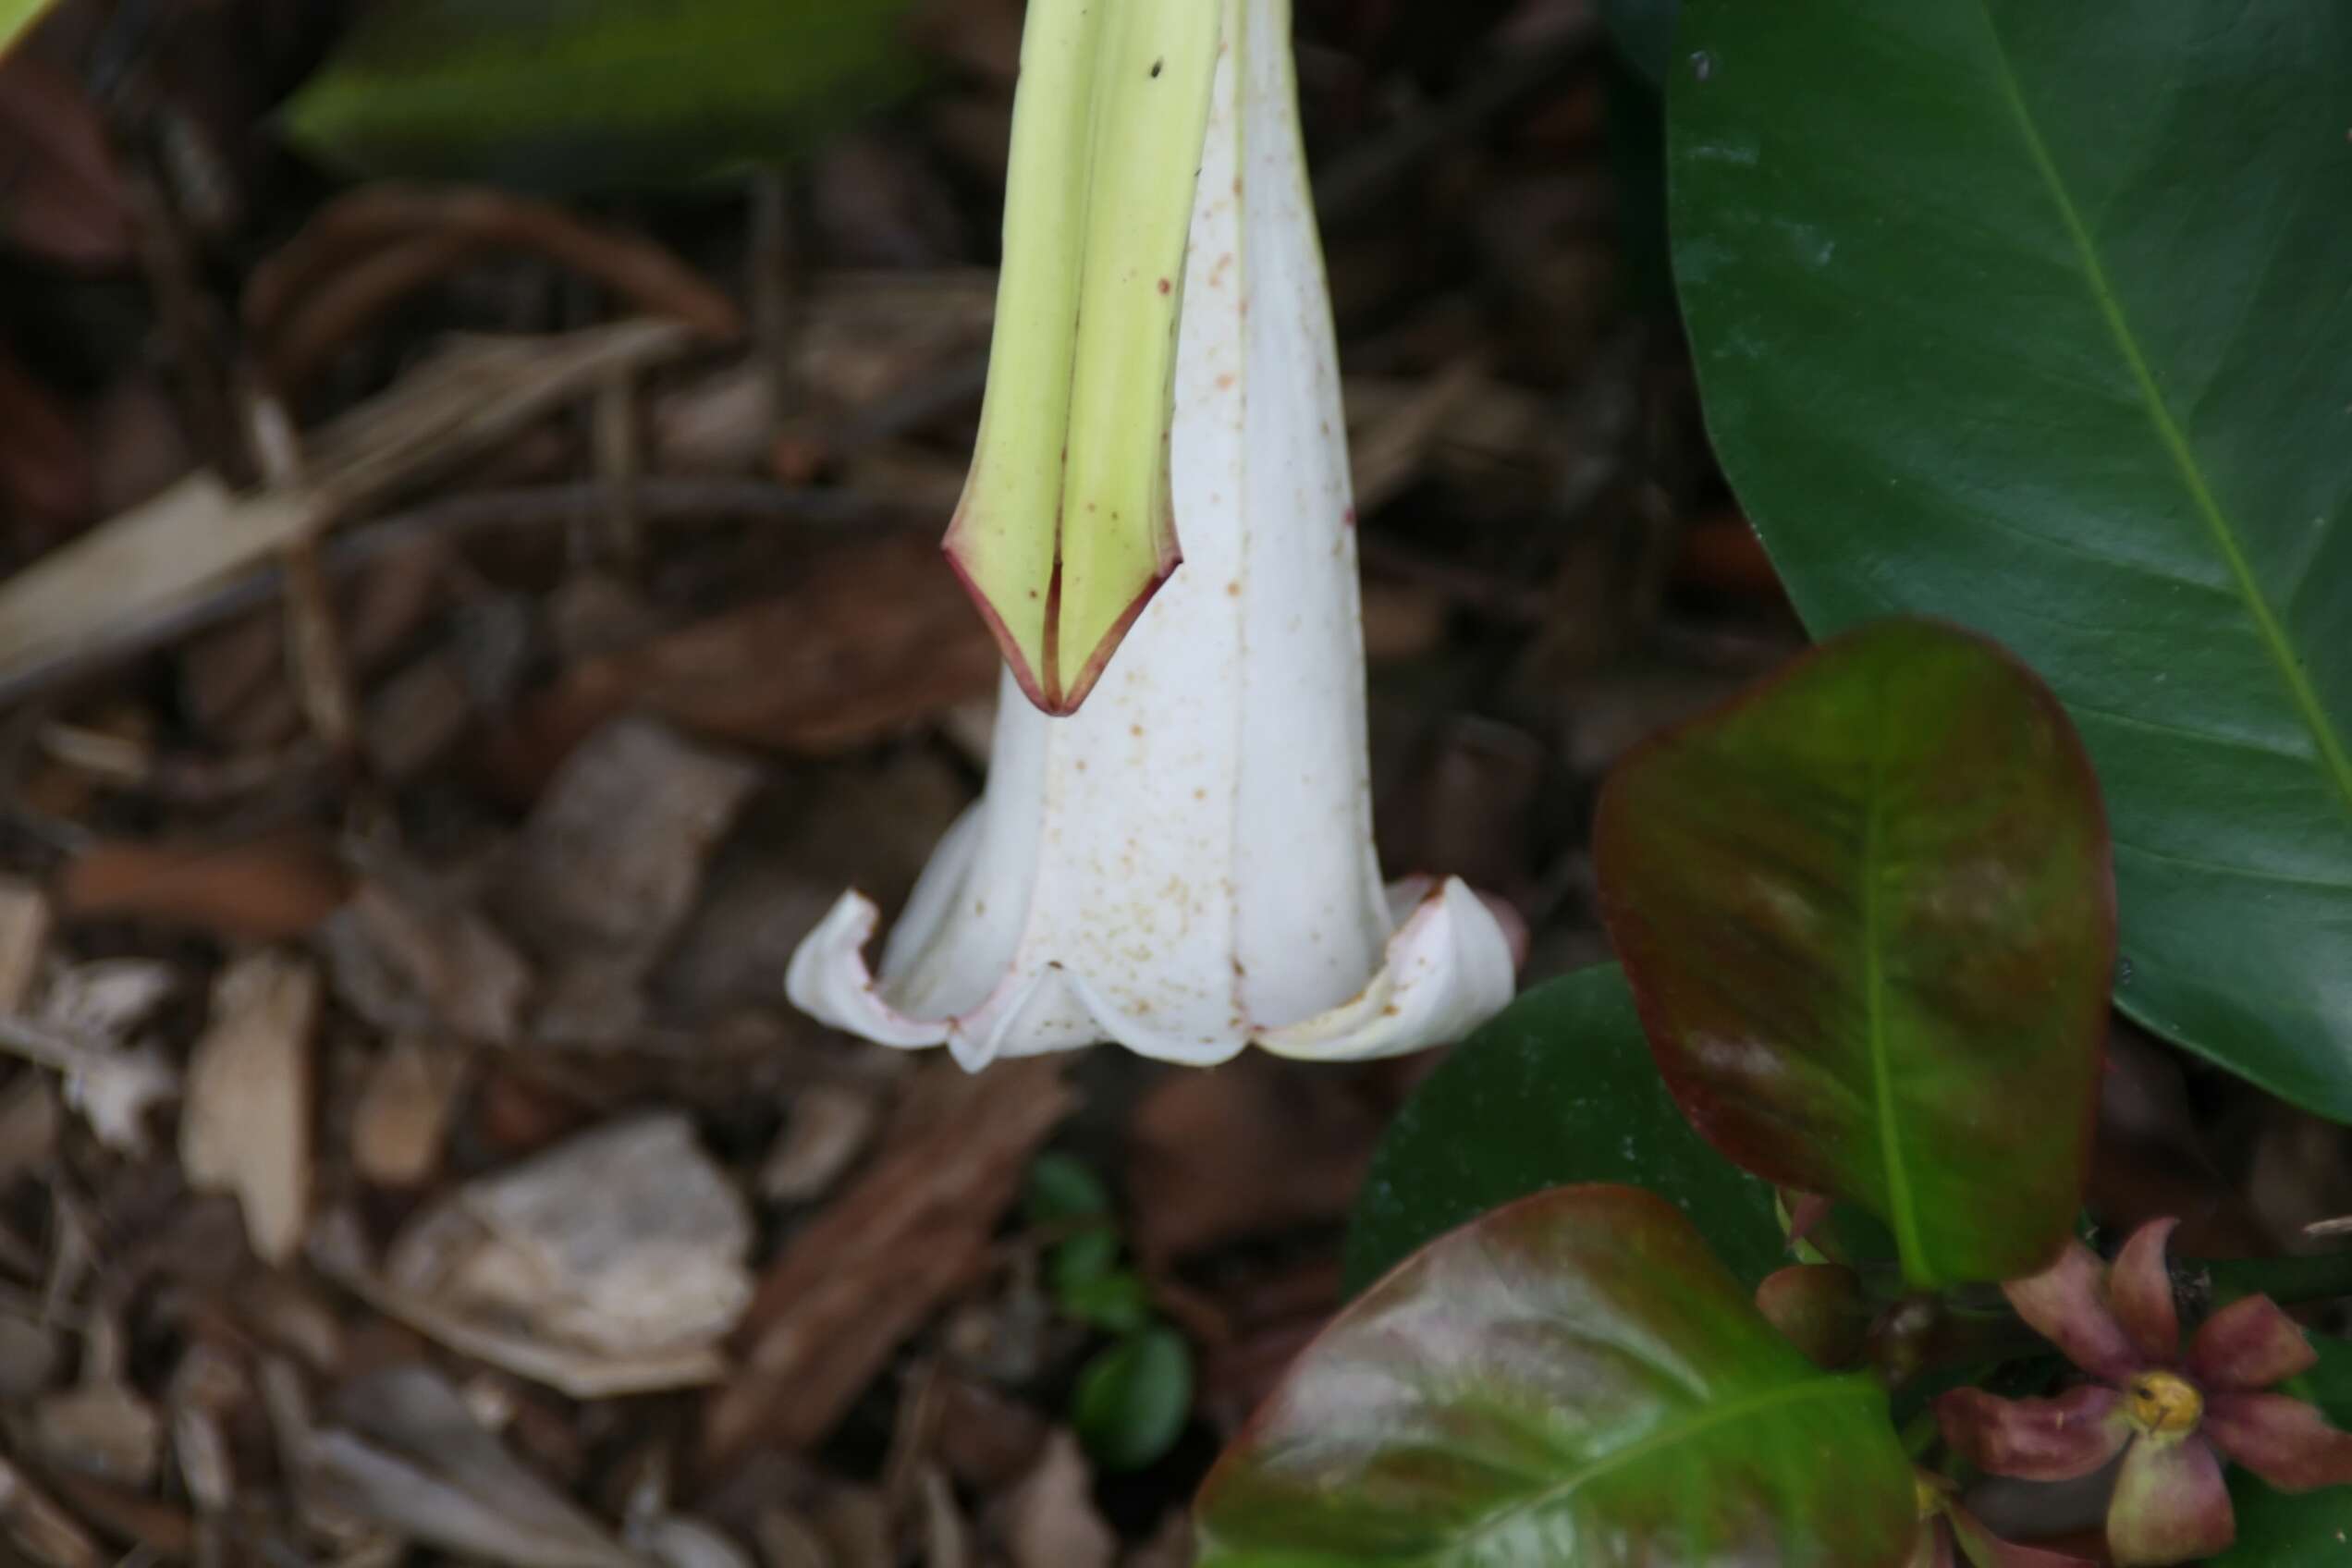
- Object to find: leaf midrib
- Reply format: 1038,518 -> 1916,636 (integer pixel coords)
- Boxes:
1446,1378 -> 1880,1563
1861,675 -> 1926,1280
1971,0 -> 2352,821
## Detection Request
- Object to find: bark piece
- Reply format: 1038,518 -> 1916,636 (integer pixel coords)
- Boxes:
704,1060 -> 1073,1461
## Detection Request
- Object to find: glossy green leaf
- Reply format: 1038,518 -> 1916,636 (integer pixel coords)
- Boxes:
282,0 -> 921,191
1074,1326 -> 1194,1473
1344,963 -> 1782,1295
1601,0 -> 1677,84
1197,1186 -> 1916,1567
1670,0 -> 2352,1117
1594,619 -> 2113,1288
2214,1337 -> 2352,1565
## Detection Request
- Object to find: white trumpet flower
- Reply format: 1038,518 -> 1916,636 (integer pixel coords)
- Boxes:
787,0 -> 1517,1069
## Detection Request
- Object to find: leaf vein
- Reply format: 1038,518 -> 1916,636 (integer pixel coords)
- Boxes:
1971,0 -> 2352,822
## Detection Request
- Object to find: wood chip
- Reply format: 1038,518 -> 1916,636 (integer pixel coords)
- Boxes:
58,830 -> 353,942
351,1037 -> 471,1188
0,319 -> 695,702
758,1084 -> 880,1205
704,1060 -> 1074,1463
0,1454 -> 103,1568
0,1075 -> 59,1185
0,878 -> 50,1012
307,1366 -> 637,1568
180,951 -> 318,1264
1001,1434 -> 1115,1568
430,1112 -> 753,1355
494,717 -> 760,968
31,1379 -> 163,1488
317,1113 -> 752,1398
321,875 -> 532,1043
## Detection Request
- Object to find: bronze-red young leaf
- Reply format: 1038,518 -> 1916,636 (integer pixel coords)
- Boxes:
1195,1184 -> 1917,1567
1595,619 -> 2114,1288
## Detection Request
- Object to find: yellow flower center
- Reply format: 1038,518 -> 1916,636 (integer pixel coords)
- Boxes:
2127,1370 -> 2204,1437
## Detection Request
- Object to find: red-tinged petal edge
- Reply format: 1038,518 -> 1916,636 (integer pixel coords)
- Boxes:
2188,1294 -> 2318,1392
939,532 -> 1057,715
1936,1385 -> 2129,1482
2003,1241 -> 2142,1383
2106,1437 -> 2233,1566
1947,1504 -> 2098,1568
2110,1219 -> 2181,1365
2204,1390 -> 2352,1491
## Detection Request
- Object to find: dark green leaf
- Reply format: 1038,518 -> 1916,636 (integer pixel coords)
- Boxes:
1074,1328 -> 1193,1473
1670,0 -> 2352,1117
1026,1153 -> 1112,1226
1197,1186 -> 1917,1567
1595,619 -> 2113,1287
2219,1337 -> 2352,1565
1048,1225 -> 1121,1292
1059,1271 -> 1155,1335
1601,0 -> 1677,84
1345,963 -> 1782,1294
283,0 -> 923,192
2212,1487 -> 2348,1567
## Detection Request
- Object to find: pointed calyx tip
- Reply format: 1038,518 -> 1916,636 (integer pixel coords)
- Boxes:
945,0 -> 1218,713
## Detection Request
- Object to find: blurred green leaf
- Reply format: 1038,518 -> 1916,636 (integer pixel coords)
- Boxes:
2214,1338 -> 2352,1565
1073,1327 -> 1193,1473
1058,1270 -> 1154,1335
1026,1152 -> 1112,1226
1198,1186 -> 1917,1567
1048,1225 -> 1121,1291
1671,0 -> 2352,1119
283,0 -> 925,192
1345,963 -> 1782,1295
1595,619 -> 2113,1289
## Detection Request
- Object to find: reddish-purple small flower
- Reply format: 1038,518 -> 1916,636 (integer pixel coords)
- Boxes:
1908,1472 -> 2090,1568
1937,1219 -> 2352,1565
